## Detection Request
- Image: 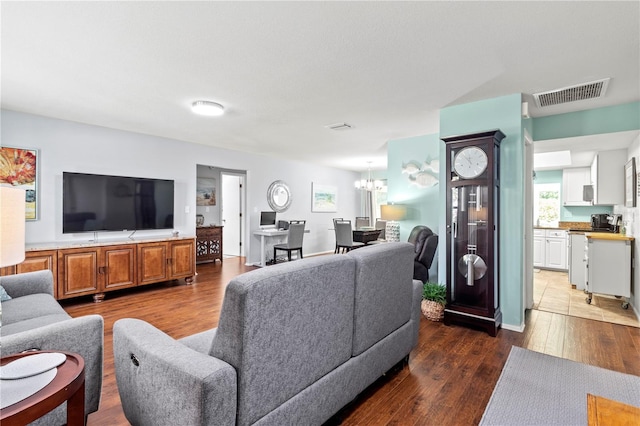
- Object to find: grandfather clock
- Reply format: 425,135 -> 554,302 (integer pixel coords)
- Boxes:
442,130 -> 505,336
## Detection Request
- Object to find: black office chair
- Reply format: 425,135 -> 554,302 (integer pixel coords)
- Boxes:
408,225 -> 439,283
273,220 -> 306,263
335,220 -> 365,253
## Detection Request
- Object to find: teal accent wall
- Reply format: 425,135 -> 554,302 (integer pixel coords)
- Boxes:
387,134 -> 441,282
533,101 -> 640,140
440,93 -> 525,329
535,170 -> 613,222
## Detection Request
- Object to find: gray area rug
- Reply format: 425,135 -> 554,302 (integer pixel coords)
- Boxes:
480,346 -> 640,425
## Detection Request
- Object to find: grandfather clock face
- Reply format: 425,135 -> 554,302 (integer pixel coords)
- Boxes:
444,131 -> 503,330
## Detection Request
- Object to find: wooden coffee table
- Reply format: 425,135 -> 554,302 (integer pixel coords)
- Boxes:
587,393 -> 640,426
0,351 -> 85,426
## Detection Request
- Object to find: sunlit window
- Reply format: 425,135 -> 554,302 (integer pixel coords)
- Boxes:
534,183 -> 560,227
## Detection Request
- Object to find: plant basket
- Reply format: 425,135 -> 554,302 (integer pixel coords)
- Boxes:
421,299 -> 444,322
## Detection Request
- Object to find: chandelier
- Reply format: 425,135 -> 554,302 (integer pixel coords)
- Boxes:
355,163 -> 384,191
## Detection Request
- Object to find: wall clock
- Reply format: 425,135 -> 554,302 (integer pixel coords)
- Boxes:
442,130 -> 505,337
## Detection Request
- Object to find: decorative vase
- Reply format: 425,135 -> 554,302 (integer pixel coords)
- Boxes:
421,299 -> 444,322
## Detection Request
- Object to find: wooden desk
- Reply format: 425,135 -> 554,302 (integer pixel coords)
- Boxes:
353,229 -> 382,244
253,229 -> 310,267
587,394 -> 640,425
1,351 -> 85,426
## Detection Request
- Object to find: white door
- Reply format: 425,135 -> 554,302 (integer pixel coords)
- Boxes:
222,173 -> 244,257
524,131 -> 534,310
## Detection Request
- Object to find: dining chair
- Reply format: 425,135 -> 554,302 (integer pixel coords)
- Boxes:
335,220 -> 365,253
274,220 -> 306,263
367,219 -> 387,244
374,219 -> 387,240
355,216 -> 370,229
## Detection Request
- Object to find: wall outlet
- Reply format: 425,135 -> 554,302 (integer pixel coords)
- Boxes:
185,206 -> 190,213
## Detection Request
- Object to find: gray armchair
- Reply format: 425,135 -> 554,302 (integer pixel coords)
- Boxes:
0,270 -> 103,425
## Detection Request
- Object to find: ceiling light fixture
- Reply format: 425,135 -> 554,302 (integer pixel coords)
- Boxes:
191,100 -> 224,116
355,162 -> 384,191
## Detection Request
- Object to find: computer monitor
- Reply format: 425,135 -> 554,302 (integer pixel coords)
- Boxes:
260,211 -> 277,228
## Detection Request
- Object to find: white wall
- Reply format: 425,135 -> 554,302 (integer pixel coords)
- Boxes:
614,132 -> 640,316
2,110 -> 360,265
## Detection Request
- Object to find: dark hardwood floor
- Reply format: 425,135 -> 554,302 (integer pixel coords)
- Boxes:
60,257 -> 640,426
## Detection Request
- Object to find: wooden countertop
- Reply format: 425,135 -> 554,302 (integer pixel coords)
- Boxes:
585,232 -> 635,241
26,235 -> 196,251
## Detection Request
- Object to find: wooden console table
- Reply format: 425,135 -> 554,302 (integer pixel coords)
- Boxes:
196,226 -> 223,264
0,236 -> 196,302
0,351 -> 85,426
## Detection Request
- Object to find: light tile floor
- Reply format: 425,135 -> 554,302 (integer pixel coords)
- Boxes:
533,269 -> 639,328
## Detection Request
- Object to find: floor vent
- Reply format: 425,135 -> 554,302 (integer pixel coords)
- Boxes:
533,78 -> 610,108
325,122 -> 353,131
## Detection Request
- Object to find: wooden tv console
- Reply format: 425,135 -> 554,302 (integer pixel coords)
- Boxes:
0,236 -> 195,302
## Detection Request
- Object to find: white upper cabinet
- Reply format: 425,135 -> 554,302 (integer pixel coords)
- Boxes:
590,149 -> 627,205
562,167 -> 591,206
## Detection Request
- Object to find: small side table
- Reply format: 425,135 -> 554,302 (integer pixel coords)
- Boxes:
1,351 -> 85,426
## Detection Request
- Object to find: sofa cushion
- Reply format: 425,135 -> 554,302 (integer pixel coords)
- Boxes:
1,314 -> 72,337
1,294 -> 69,327
210,254 -> 356,426
347,242 -> 415,356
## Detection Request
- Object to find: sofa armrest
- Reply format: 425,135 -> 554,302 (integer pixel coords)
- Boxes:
0,315 -> 104,419
0,270 -> 54,298
113,318 -> 237,426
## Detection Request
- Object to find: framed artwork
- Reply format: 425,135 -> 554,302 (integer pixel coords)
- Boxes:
0,146 -> 39,220
311,183 -> 337,212
625,158 -> 636,207
196,178 -> 216,206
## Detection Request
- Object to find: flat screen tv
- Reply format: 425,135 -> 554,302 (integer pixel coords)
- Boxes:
63,172 -> 174,233
260,211 -> 276,228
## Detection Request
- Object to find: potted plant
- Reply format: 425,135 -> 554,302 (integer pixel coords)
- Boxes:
421,282 -> 446,321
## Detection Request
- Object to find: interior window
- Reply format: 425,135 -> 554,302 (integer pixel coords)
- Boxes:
534,183 -> 560,227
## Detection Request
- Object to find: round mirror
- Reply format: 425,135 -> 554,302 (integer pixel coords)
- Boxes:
267,180 -> 292,212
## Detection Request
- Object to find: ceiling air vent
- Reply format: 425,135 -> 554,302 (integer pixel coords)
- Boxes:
533,78 -> 610,108
325,122 -> 353,131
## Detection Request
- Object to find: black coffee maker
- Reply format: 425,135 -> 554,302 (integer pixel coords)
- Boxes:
591,214 -> 612,232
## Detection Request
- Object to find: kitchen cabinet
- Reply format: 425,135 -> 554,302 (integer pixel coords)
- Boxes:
562,167 -> 591,206
533,229 -> 567,270
590,150 -> 626,205
585,233 -> 633,308
545,230 -> 568,270
568,233 -> 587,290
533,229 -> 545,267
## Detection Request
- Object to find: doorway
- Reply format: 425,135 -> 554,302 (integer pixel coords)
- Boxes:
221,173 -> 245,257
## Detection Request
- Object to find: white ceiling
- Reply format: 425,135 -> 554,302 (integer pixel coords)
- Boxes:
534,130 -> 640,171
1,1 -> 639,172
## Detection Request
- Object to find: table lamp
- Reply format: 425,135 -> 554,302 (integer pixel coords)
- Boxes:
380,204 -> 406,242
0,187 -> 26,268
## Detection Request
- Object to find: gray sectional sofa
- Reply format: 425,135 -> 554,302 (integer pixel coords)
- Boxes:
0,270 -> 104,425
113,242 -> 421,425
